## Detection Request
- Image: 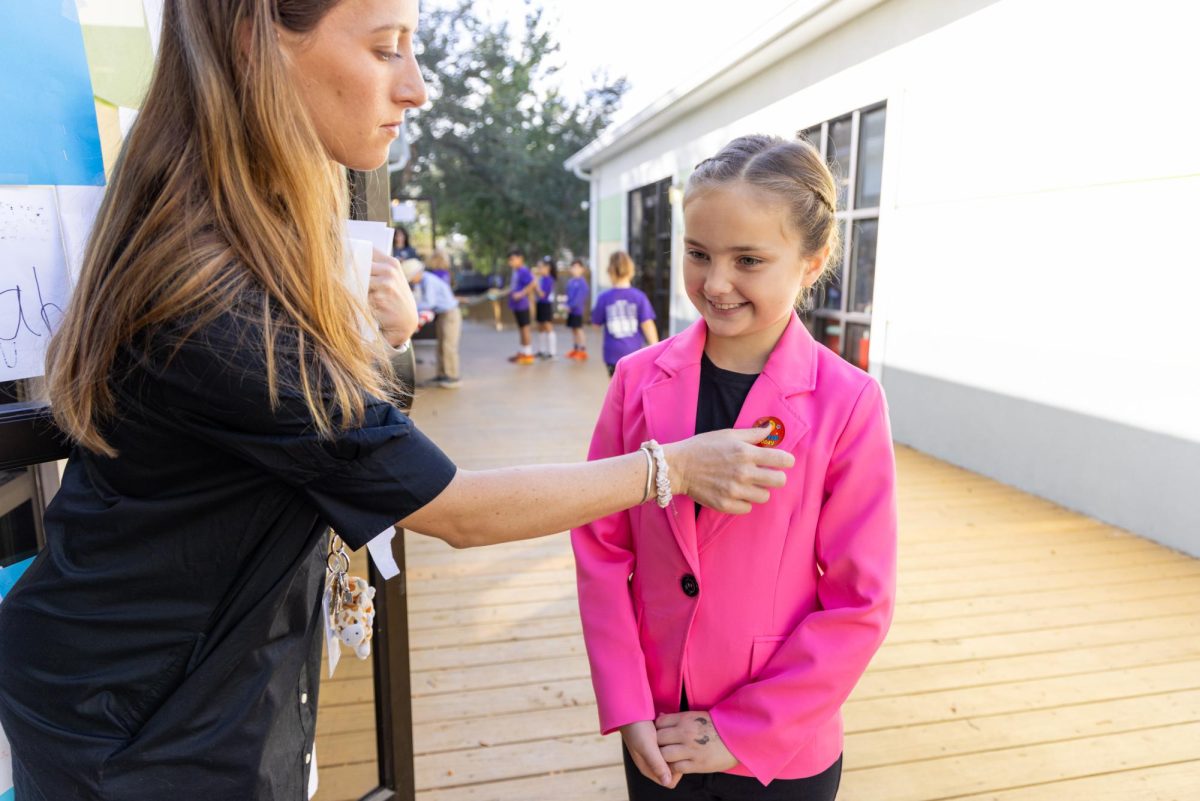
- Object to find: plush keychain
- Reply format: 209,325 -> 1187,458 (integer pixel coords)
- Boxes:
326,534 -> 377,661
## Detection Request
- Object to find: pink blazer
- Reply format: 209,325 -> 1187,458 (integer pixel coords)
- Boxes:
571,312 -> 897,784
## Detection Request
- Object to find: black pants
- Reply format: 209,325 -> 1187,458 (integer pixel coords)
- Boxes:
623,748 -> 841,801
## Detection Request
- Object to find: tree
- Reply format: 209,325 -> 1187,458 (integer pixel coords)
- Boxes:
397,1 -> 627,271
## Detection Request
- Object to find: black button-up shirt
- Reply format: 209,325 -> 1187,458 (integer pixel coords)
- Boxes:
0,308 -> 456,799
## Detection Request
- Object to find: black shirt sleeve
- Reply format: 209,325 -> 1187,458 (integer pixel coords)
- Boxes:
136,311 -> 457,549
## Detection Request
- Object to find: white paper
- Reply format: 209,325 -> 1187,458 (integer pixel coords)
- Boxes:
0,718 -> 12,800
307,742 -> 318,799
344,236 -> 376,341
366,526 -> 401,581
322,587 -> 341,678
143,0 -> 164,55
118,106 -> 139,138
54,185 -> 105,285
77,0 -> 145,27
0,187 -> 73,381
345,219 -> 394,260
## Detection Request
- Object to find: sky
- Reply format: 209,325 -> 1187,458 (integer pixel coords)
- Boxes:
424,0 -> 800,128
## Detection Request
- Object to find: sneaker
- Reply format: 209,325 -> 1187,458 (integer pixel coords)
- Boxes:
575,349 -> 588,360
507,353 -> 525,363
539,352 -> 554,361
436,377 -> 462,389
515,353 -> 536,365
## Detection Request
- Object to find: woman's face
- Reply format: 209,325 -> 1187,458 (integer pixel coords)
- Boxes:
279,0 -> 426,171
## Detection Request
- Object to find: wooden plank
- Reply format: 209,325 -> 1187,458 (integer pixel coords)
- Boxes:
418,764 -> 626,801
846,688 -> 1200,769
897,558 -> 1198,604
871,611 -> 1200,670
414,704 -> 601,756
409,599 -> 580,630
935,760 -> 1200,800
886,592 -> 1200,644
411,633 -> 587,672
411,677 -> 597,725
838,721 -> 1200,801
410,615 -> 582,650
894,573 -> 1200,623
855,633 -> 1200,699
412,654 -> 592,696
415,733 -> 614,791
844,660 -> 1200,732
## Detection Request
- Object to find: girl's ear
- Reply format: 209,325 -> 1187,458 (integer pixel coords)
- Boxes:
801,244 -> 831,288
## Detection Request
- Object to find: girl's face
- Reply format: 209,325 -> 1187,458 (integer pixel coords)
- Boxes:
683,181 -> 826,347
279,0 -> 426,171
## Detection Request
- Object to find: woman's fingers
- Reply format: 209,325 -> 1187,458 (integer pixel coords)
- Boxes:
660,743 -> 690,763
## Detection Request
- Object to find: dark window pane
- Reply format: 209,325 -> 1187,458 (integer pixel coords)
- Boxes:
820,260 -> 842,312
845,323 -> 871,372
849,218 -> 878,314
815,318 -> 842,356
828,115 -> 852,209
855,106 -> 886,208
0,469 -> 38,567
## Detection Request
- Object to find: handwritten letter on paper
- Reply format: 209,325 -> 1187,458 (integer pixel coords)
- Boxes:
0,188 -> 73,382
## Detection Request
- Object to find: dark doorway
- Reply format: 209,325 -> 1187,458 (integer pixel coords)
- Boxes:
627,177 -> 673,338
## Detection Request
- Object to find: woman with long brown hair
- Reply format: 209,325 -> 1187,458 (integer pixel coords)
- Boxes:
0,1 -> 793,798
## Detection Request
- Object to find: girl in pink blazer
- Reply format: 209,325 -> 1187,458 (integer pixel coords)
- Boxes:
572,135 -> 897,800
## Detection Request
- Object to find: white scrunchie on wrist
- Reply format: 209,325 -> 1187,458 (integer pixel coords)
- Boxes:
640,439 -> 672,508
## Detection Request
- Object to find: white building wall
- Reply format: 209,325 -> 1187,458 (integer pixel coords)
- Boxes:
586,0 -> 1200,552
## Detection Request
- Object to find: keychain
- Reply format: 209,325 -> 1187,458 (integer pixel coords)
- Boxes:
325,534 -> 377,661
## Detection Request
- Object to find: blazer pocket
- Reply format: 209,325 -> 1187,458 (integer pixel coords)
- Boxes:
749,635 -> 788,680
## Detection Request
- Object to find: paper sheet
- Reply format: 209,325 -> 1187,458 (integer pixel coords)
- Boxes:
0,187 -> 74,381
345,219 -> 394,260
366,527 -> 401,581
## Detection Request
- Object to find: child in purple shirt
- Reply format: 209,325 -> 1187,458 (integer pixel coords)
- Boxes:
506,249 -> 536,364
565,259 -> 590,360
533,256 -> 558,359
591,251 -> 659,377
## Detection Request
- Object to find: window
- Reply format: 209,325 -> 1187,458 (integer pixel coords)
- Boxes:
627,178 -> 673,338
803,102 -> 886,372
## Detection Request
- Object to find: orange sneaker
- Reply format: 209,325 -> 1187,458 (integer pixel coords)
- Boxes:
515,353 -> 536,365
575,349 -> 589,360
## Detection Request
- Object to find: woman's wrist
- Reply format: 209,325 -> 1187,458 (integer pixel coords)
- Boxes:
660,442 -> 687,499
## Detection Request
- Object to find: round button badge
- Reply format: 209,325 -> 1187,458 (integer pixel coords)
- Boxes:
753,416 -> 785,448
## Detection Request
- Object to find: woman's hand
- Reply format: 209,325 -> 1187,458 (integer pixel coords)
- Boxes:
663,427 -> 794,514
369,249 -> 418,346
621,720 -> 679,788
655,712 -> 738,775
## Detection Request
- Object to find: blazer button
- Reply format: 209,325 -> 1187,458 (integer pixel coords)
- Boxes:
680,574 -> 699,598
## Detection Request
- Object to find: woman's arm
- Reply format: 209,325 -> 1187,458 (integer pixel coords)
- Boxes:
399,426 -> 792,548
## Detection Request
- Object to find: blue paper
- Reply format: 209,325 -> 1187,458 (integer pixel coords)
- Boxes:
0,557 -> 34,600
1,787 -> 13,801
0,4 -> 105,186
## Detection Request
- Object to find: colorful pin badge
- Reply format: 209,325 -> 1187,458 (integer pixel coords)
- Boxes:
753,416 -> 785,448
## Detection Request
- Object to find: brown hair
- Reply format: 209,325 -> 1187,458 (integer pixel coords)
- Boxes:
606,251 -> 636,282
47,0 -> 399,456
685,134 -> 840,308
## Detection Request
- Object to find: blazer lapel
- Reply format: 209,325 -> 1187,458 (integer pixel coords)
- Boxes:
697,312 -> 817,553
642,321 -> 706,573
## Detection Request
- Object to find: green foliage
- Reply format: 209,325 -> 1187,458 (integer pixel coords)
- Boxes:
398,1 -> 627,271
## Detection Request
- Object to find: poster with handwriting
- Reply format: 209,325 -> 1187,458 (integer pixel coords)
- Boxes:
0,189 -> 74,382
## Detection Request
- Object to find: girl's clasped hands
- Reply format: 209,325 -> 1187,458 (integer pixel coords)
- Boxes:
622,713 -> 738,788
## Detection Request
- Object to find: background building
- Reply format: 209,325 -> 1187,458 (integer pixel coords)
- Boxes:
566,0 -> 1200,556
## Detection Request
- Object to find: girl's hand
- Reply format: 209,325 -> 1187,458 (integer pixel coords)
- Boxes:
662,427 -> 794,514
369,249 -> 418,346
655,712 -> 738,774
620,720 -> 679,788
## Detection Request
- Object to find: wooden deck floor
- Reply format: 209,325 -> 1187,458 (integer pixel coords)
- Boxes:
316,321 -> 1200,800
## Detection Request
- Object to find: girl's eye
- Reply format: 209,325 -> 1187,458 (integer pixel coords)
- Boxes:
738,256 -> 764,267
376,50 -> 402,62
686,249 -> 709,262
